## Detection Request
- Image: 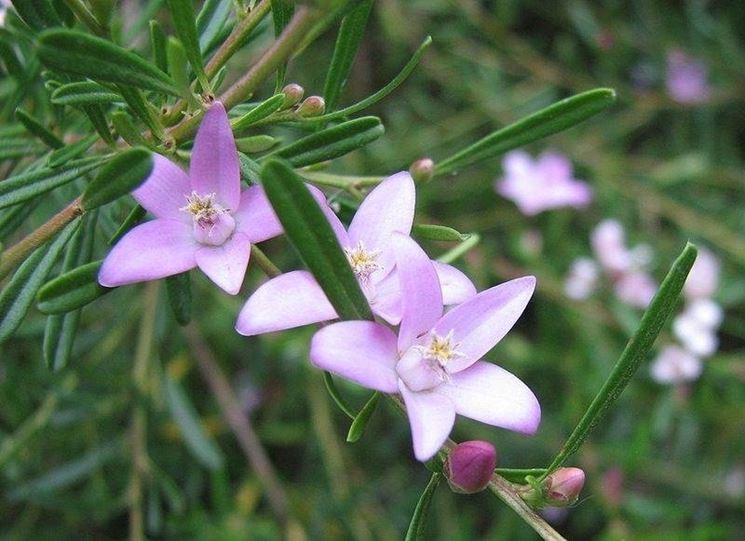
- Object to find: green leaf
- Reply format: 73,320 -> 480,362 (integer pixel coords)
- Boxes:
111,111 -> 150,148
166,0 -> 209,90
37,29 -> 180,95
266,116 -> 384,168
270,0 -> 294,90
436,233 -> 481,264
48,134 -> 98,167
167,37 -> 197,104
0,221 -> 80,343
81,103 -> 115,144
0,157 -> 102,210
196,0 -> 231,53
37,260 -> 111,315
322,371 -> 356,419
109,204 -> 146,245
413,224 -> 471,243
81,148 -> 153,211
405,473 -> 442,541
165,272 -> 191,325
541,243 -> 698,478
261,159 -> 373,321
150,19 -> 168,72
50,81 -> 122,106
164,374 -> 224,470
231,93 -> 286,131
238,152 -> 262,184
15,108 -> 64,149
235,135 -> 280,154
116,85 -> 165,140
10,0 -> 62,31
322,0 -> 374,112
434,88 -> 617,176
346,391 -> 380,443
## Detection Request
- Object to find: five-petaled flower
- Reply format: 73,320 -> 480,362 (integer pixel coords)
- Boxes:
98,101 -> 283,295
235,171 -> 476,335
310,233 -> 540,461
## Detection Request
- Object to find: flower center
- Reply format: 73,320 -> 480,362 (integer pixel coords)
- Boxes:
415,330 -> 465,368
181,191 -> 235,246
344,241 -> 382,283
396,330 -> 465,392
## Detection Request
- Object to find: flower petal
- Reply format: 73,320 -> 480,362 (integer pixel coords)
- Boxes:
432,262 -> 477,305
369,270 -> 402,324
189,101 -> 240,210
235,271 -> 337,335
348,171 -> 415,271
398,380 -> 455,461
439,361 -> 540,434
194,231 -> 251,295
232,185 -> 282,243
433,276 -> 535,373
310,321 -> 399,393
98,219 -> 196,286
132,154 -> 191,221
307,185 -> 350,246
393,233 -> 443,351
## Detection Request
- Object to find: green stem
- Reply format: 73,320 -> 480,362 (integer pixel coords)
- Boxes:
0,199 -> 84,281
250,245 -> 281,277
540,243 -> 698,479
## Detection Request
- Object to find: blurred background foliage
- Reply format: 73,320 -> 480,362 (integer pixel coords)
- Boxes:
1,0 -> 744,539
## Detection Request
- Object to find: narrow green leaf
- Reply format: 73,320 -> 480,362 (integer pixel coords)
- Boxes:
116,85 -> 165,140
10,0 -> 62,31
322,371 -> 356,419
111,111 -> 150,148
81,148 -> 153,210
165,272 -> 191,325
495,468 -> 548,484
109,204 -> 147,245
266,116 -> 384,168
0,157 -> 102,210
15,108 -> 64,149
48,134 -> 98,167
38,29 -> 180,95
435,88 -> 617,176
51,81 -> 122,106
37,260 -> 111,315
322,0 -> 374,112
164,374 -> 224,470
270,0 -> 294,90
346,391 -> 380,443
0,221 -> 80,343
541,243 -> 698,478
261,159 -> 373,321
196,0 -> 231,52
0,39 -> 23,76
166,0 -> 209,90
238,152 -> 262,184
405,473 -> 442,541
235,135 -> 280,154
81,103 -> 115,144
231,93 -> 286,131
437,233 -> 481,264
167,37 -> 197,105
149,19 -> 168,72
413,224 -> 471,243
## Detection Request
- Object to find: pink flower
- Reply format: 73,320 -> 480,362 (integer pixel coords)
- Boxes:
99,102 -> 282,295
666,50 -> 710,105
496,150 -> 592,216
684,247 -> 720,300
309,233 -> 540,461
235,172 -> 476,335
564,257 -> 599,300
446,440 -> 498,494
650,344 -> 702,384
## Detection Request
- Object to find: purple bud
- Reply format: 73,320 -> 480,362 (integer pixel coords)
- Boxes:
409,158 -> 434,183
296,96 -> 325,117
445,441 -> 497,494
545,467 -> 585,507
281,83 -> 305,108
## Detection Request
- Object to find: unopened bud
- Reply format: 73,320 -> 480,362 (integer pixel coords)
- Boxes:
444,441 -> 497,494
296,96 -> 325,118
545,467 -> 585,507
409,158 -> 434,183
281,83 -> 304,108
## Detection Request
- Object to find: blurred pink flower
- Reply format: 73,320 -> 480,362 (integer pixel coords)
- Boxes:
650,344 -> 702,384
99,102 -> 282,295
614,270 -> 657,309
545,467 -> 585,507
564,257 -> 599,300
496,150 -> 592,215
666,50 -> 710,104
235,172 -> 475,335
684,247 -> 720,299
310,233 -> 540,461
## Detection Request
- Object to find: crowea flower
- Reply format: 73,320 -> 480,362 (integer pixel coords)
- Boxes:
99,101 -> 283,295
495,150 -> 592,216
666,49 -> 710,105
235,172 -> 476,335
310,233 -> 540,461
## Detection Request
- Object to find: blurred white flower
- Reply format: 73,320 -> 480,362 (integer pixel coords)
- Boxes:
650,345 -> 702,384
564,257 -> 599,300
614,270 -> 657,309
684,247 -> 720,300
591,219 -> 632,275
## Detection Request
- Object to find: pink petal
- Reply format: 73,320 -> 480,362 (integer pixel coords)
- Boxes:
348,171 -> 415,272
235,271 -> 337,335
369,270 -> 402,324
307,185 -> 350,247
393,233 -> 443,352
189,101 -> 240,210
439,361 -> 540,434
98,219 -> 196,286
433,276 -> 535,373
310,321 -> 399,393
432,262 -> 477,305
537,151 -> 572,182
232,185 -> 282,244
132,154 -> 191,221
194,231 -> 251,295
502,150 -> 534,178
398,380 -> 455,461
